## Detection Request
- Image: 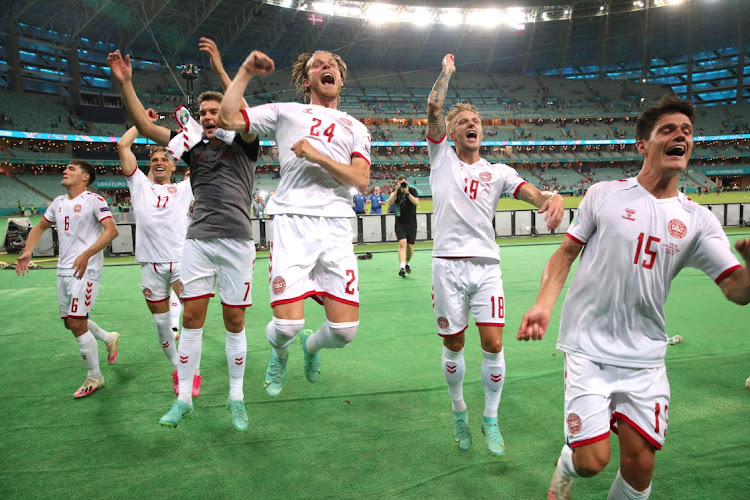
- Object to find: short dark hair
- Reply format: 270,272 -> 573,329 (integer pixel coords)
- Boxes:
198,91 -> 223,105
71,160 -> 96,186
636,95 -> 695,141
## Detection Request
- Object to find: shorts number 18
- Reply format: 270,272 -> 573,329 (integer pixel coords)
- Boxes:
490,296 -> 504,319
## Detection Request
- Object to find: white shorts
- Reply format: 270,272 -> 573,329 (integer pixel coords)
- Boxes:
141,262 -> 182,303
57,275 -> 100,319
269,214 -> 359,307
431,257 -> 505,336
181,238 -> 256,307
563,353 -> 670,451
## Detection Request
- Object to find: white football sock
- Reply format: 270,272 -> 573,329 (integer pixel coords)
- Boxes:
306,321 -> 359,353
169,291 -> 181,330
442,346 -> 467,413
266,317 -> 304,358
177,327 -> 202,405
607,469 -> 651,500
226,329 -> 247,401
481,349 -> 505,418
87,319 -> 115,344
153,312 -> 178,370
75,331 -> 101,378
558,444 -> 582,479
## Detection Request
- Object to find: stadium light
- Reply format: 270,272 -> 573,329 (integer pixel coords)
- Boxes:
368,3 -> 399,24
436,8 -> 463,26
312,1 -> 335,15
407,7 -> 432,26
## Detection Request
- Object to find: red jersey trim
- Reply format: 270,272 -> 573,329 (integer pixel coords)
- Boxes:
715,264 -> 742,284
569,432 -> 609,449
425,133 -> 445,144
221,302 -> 252,308
513,181 -> 528,199
43,215 -> 53,223
565,233 -> 586,246
241,108 -> 251,134
476,322 -> 505,327
270,290 -> 360,308
436,256 -> 476,260
352,152 -> 371,166
123,168 -> 137,178
438,325 -> 469,338
612,411 -> 662,450
99,215 -> 113,223
145,297 -> 170,304
182,293 -> 215,302
317,291 -> 359,307
67,314 -> 89,320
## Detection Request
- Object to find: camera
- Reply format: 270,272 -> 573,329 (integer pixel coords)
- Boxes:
400,182 -> 407,189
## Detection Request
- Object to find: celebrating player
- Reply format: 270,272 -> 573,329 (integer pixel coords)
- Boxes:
517,95 -> 750,499
217,49 -> 370,398
427,54 -> 564,455
117,114 -> 199,396
108,40 -> 260,431
17,161 -> 120,399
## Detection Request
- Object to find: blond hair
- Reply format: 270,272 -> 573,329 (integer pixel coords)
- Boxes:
445,103 -> 481,135
291,51 -> 347,103
150,146 -> 174,163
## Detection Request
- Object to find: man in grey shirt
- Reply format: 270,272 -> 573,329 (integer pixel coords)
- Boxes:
108,49 -> 259,432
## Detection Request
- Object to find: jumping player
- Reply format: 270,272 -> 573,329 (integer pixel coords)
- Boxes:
17,160 -> 120,399
427,54 -> 564,455
217,49 -> 370,398
108,41 -> 260,431
517,95 -> 750,499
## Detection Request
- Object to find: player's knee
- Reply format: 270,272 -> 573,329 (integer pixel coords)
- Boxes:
267,317 -> 305,349
443,336 -> 464,352
328,321 -> 359,348
574,447 -> 610,477
620,452 -> 655,480
480,338 -> 503,353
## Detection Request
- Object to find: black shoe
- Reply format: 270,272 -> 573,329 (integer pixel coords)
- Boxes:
399,268 -> 406,278
404,264 -> 412,274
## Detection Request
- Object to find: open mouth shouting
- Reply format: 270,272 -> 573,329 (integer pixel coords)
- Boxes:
665,144 -> 686,157
321,72 -> 335,86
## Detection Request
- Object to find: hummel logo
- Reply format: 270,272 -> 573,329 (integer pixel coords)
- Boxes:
490,374 -> 502,383
621,208 -> 636,221
303,108 -> 313,114
446,364 -> 457,374
235,357 -> 244,366
180,355 -> 188,364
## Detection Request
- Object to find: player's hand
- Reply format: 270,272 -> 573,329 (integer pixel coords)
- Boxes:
240,50 -> 275,76
443,54 -> 456,75
198,37 -> 225,75
106,50 -> 132,83
72,253 -> 90,280
146,108 -> 159,123
538,193 -> 565,230
516,305 -> 551,341
16,251 -> 31,276
291,139 -> 320,163
735,237 -> 750,263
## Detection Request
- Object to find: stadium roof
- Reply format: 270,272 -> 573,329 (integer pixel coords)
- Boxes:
2,0 -> 750,103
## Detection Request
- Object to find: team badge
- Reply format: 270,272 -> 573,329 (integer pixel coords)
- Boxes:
667,219 -> 687,239
272,276 -> 286,295
74,204 -> 82,213
341,117 -> 352,127
566,413 -> 582,435
479,172 -> 492,182
176,108 -> 191,127
437,317 -> 449,330
142,288 -> 152,298
167,185 -> 177,194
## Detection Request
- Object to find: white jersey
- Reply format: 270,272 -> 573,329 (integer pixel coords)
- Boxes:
241,102 -> 371,217
559,177 -> 741,368
427,133 -> 527,260
43,191 -> 113,278
125,168 -> 193,263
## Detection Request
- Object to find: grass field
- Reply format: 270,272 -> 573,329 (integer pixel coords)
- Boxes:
1,234 -> 748,499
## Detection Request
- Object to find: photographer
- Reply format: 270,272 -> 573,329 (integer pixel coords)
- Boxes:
387,175 -> 419,277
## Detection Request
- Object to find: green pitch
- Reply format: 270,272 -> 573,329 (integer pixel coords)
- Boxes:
1,235 -> 748,499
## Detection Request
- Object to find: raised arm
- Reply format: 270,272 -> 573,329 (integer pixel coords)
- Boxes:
16,218 -> 52,276
117,109 -> 158,177
517,183 -> 565,230
718,238 -> 750,305
426,54 -> 456,142
216,50 -> 275,133
516,237 -> 583,341
107,50 -> 171,146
